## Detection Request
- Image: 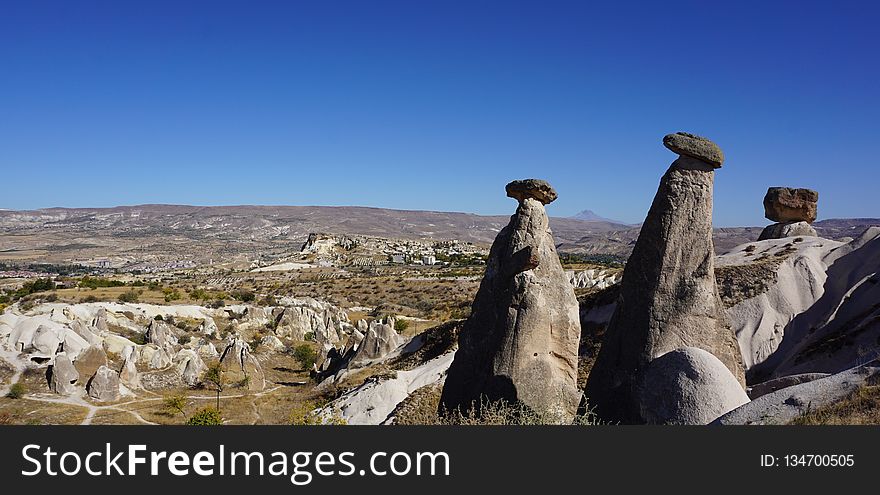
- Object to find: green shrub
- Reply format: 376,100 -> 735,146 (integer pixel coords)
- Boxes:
6,382 -> 26,399
293,344 -> 317,370
117,289 -> 142,303
163,393 -> 188,418
78,276 -> 125,289
186,407 -> 222,425
394,319 -> 410,333
231,290 -> 255,302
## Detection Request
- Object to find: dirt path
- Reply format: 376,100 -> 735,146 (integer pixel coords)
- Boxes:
0,350 -> 27,397
24,385 -> 283,425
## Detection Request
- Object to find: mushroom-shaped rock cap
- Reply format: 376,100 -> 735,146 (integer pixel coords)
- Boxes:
505,179 -> 558,205
663,132 -> 724,168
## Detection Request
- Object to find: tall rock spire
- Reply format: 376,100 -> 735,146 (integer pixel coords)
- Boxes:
440,179 -> 581,422
584,132 -> 745,423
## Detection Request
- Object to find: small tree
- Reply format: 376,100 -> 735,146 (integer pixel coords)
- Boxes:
186,407 -> 222,425
394,319 -> 410,333
202,363 -> 224,412
163,393 -> 188,419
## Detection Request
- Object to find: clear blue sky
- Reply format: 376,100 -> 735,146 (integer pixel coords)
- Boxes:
1,1 -> 877,226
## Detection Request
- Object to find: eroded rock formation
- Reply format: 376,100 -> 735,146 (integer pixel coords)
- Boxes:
758,187 -> 819,240
584,132 -> 745,423
87,365 -> 121,402
636,347 -> 749,425
440,179 -> 581,422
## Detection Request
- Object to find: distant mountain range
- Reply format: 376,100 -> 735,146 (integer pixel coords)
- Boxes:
569,209 -> 629,225
0,204 -> 627,247
0,205 -> 875,262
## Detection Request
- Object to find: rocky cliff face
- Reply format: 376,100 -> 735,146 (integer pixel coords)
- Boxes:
585,133 -> 745,423
440,179 -> 581,422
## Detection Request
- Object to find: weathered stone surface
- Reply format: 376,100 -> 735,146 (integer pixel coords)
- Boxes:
757,221 -> 818,241
87,365 -> 120,402
260,334 -> 287,352
48,353 -> 80,395
763,187 -> 818,223
148,346 -> 172,369
73,345 -> 108,380
174,349 -> 206,386
504,179 -> 558,205
145,320 -> 177,350
119,345 -> 141,389
714,360 -> 880,425
663,132 -> 724,167
636,347 -> 749,425
31,325 -> 63,355
585,139 -> 744,424
441,179 -> 581,422
747,373 -> 829,400
199,316 -> 218,336
220,337 -> 250,372
270,298 -> 351,344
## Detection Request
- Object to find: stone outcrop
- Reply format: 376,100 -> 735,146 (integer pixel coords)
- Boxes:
636,347 -> 749,425
145,320 -> 177,350
714,359 -> 880,425
662,132 -> 724,168
199,316 -> 218,336
758,221 -> 817,240
440,179 -> 581,422
220,337 -> 250,373
270,298 -> 352,344
87,365 -> 121,402
119,345 -> 141,389
350,318 -> 403,366
73,344 -> 107,379
759,187 -> 819,241
260,334 -> 287,352
48,353 -> 80,395
565,268 -> 620,290
585,133 -> 745,423
174,349 -> 207,386
763,187 -> 818,223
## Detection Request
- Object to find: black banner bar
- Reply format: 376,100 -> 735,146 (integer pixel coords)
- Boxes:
0,426 -> 874,491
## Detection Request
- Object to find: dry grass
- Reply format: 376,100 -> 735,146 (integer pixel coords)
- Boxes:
0,397 -> 90,425
790,383 -> 880,425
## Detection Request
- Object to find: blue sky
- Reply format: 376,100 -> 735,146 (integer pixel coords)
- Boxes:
1,1 -> 877,226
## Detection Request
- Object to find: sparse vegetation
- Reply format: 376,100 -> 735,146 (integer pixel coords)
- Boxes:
394,319 -> 410,333
231,289 -> 255,302
396,394 -> 602,425
6,382 -> 26,399
293,344 -> 317,371
117,289 -> 142,303
288,401 -> 346,425
202,363 -> 224,411
186,407 -> 222,425
790,384 -> 880,425
163,393 -> 188,419
79,276 -> 126,289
